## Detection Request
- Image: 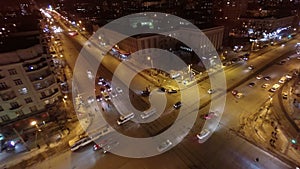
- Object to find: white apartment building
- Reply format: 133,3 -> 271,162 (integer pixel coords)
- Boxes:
0,44 -> 61,126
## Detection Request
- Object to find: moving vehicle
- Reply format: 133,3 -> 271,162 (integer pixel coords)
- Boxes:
197,129 -> 210,140
173,101 -> 182,109
203,112 -> 218,120
235,93 -> 243,98
256,75 -> 263,80
282,92 -> 288,99
141,108 -> 156,119
70,136 -> 92,151
157,139 -> 172,152
141,90 -> 150,96
117,113 -> 135,125
261,83 -> 270,89
207,89 -> 214,94
248,65 -> 254,70
248,82 -> 255,87
167,89 -> 177,94
269,84 -> 280,92
279,76 -> 287,84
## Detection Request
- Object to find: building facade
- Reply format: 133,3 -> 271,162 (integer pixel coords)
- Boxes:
0,44 -> 62,127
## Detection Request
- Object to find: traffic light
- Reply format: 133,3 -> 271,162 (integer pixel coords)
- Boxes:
291,139 -> 297,144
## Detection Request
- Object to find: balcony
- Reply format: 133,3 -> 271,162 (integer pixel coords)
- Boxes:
34,80 -> 56,91
40,88 -> 60,100
1,95 -> 17,101
0,86 -> 10,91
29,71 -> 52,82
9,105 -> 22,110
23,57 -> 49,73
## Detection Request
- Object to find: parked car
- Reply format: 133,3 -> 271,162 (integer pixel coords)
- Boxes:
173,101 -> 182,109
167,89 -> 177,94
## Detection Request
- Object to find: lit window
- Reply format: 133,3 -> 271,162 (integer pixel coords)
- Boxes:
19,87 -> 28,95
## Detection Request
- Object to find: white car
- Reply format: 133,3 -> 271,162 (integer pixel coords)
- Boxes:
197,129 -> 210,140
116,87 -> 123,94
207,89 -> 214,94
256,75 -> 263,80
157,139 -> 172,152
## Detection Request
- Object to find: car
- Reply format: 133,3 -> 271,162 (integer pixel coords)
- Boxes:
98,77 -> 105,82
173,101 -> 182,109
110,91 -> 117,98
102,141 -> 119,153
269,84 -> 280,92
117,113 -> 135,125
231,90 -> 238,96
159,87 -> 166,92
261,83 -> 270,88
248,82 -> 256,87
203,112 -> 218,120
141,108 -> 156,119
116,87 -> 123,93
256,75 -> 263,80
285,74 -> 292,79
282,92 -> 288,99
277,60 -> 286,65
104,84 -> 112,91
93,144 -> 101,151
96,94 -> 103,102
98,80 -> 106,86
235,93 -> 243,98
207,89 -> 214,94
264,76 -> 271,81
157,139 -> 172,152
167,89 -> 177,94
103,92 -> 110,101
197,129 -> 210,140
248,65 -> 254,70
141,90 -> 150,96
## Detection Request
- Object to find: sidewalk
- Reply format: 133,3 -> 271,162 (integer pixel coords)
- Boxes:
0,121 -> 84,169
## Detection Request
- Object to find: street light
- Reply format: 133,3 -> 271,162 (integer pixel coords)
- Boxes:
31,120 -> 41,132
147,56 -> 154,68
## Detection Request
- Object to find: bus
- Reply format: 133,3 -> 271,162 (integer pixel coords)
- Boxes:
117,113 -> 134,125
140,108 -> 156,119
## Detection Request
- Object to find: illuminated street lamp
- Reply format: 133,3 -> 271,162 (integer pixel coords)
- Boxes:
31,120 -> 42,132
147,56 -> 154,68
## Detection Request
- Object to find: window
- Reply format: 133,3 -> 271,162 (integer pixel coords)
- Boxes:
0,106 -> 3,111
10,102 -> 20,109
8,69 -> 17,75
15,110 -> 24,117
19,87 -> 28,95
29,105 -> 37,112
0,82 -> 7,89
41,91 -> 46,98
24,97 -> 33,103
0,115 -> 10,121
14,79 -> 23,85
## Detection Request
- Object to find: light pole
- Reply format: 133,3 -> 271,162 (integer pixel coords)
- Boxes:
147,56 -> 154,68
31,120 -> 41,132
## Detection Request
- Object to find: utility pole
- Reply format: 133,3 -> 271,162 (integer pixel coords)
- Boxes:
13,128 -> 30,151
